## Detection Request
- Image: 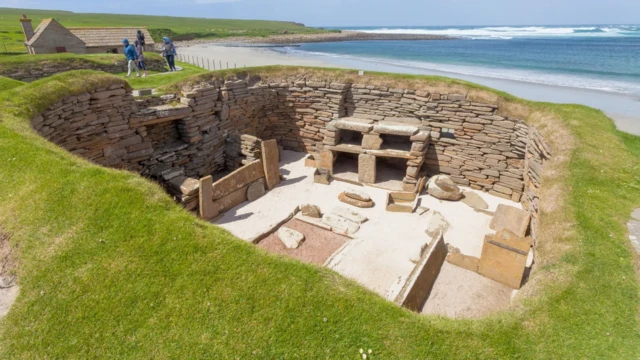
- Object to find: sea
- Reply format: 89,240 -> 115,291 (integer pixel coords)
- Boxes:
274,25 -> 640,133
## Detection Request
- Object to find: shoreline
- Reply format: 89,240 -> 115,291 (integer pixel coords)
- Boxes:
174,30 -> 452,47
178,44 -> 640,136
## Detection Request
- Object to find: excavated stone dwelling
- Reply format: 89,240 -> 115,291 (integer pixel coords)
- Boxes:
30,74 -> 551,316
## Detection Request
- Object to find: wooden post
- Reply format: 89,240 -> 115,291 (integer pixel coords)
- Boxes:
199,176 -> 217,220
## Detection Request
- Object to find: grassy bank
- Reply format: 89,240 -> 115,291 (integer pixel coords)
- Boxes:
0,76 -> 23,91
0,68 -> 638,358
0,7 -> 331,53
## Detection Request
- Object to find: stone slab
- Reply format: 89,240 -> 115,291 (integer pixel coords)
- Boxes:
331,206 -> 368,224
334,118 -> 375,132
344,188 -> 371,202
478,230 -> 531,289
314,168 -> 331,185
212,160 -> 264,200
373,123 -> 420,136
446,252 -> 480,273
199,176 -> 217,220
247,178 -> 266,202
295,213 -> 332,231
358,154 -> 376,184
317,150 -> 334,174
301,204 -> 322,218
490,204 -> 531,238
322,213 -> 360,236
461,191 -> 489,210
425,211 -> 449,238
362,134 -> 383,150
339,193 -> 375,208
278,227 -> 305,249
395,234 -> 448,311
261,139 -> 281,191
627,219 -> 640,254
212,184 -> 250,215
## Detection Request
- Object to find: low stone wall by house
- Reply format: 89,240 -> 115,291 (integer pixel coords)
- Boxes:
2,57 -> 167,82
31,74 -> 550,238
522,128 -> 551,240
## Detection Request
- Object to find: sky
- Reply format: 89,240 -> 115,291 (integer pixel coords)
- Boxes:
1,0 -> 639,27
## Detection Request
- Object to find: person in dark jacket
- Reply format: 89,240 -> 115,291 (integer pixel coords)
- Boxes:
136,30 -> 146,50
122,39 -> 141,78
161,37 -> 177,72
134,40 -> 147,77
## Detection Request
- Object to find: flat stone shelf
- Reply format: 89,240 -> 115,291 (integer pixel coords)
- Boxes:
327,144 -> 415,159
333,117 -> 421,137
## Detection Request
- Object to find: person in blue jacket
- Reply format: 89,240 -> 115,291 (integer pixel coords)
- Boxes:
161,37 -> 177,72
122,38 -> 141,78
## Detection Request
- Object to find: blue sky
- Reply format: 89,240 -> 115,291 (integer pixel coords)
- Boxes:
2,0 -> 639,26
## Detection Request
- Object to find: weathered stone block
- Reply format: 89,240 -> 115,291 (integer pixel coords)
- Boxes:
199,175 -> 217,220
212,160 -> 264,200
358,154 -> 376,184
362,134 -> 383,150
490,204 -> 531,238
261,139 -> 281,190
478,230 -> 532,289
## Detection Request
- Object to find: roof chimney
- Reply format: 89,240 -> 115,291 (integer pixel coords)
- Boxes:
20,15 -> 34,42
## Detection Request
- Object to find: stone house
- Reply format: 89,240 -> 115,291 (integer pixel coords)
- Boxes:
20,15 -> 154,55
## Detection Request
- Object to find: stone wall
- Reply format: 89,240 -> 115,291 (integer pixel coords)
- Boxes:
2,57 -> 167,82
31,76 -> 550,237
522,127 -> 551,240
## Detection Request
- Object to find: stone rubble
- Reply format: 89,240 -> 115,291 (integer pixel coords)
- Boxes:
277,227 -> 305,249
427,175 -> 463,201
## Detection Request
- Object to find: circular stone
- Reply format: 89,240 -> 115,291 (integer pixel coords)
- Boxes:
247,179 -> 266,202
427,175 -> 463,201
277,227 -> 305,249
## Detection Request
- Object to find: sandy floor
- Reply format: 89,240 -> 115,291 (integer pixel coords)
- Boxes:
422,262 -> 512,318
258,219 -> 348,266
215,150 -> 520,301
177,45 -> 337,69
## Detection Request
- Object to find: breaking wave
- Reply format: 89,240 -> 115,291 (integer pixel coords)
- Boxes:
351,25 -> 640,39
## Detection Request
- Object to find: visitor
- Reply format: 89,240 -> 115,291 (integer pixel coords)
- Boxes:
134,40 -> 147,78
136,29 -> 146,50
161,37 -> 177,72
122,39 -> 141,78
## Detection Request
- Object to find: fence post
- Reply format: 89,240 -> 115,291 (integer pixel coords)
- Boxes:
226,62 -> 229,69
219,60 -> 222,70
213,60 -> 216,70
208,59 -> 211,70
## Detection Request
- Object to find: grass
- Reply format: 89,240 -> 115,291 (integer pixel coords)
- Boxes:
0,68 -> 638,358
0,52 -> 208,89
121,61 -> 208,90
0,75 -> 23,91
0,7 -> 333,53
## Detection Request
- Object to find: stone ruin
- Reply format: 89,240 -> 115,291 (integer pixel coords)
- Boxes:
30,74 -> 551,315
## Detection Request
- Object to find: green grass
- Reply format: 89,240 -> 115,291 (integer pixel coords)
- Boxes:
0,7 -> 333,53
121,61 -> 208,90
0,68 -> 639,358
0,75 -> 23,91
0,52 -> 208,89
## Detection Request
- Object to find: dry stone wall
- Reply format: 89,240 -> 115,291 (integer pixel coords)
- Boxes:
2,57 -> 166,82
31,76 -> 549,237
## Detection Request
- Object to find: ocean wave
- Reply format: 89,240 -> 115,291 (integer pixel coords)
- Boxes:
285,48 -> 640,95
352,25 -> 640,39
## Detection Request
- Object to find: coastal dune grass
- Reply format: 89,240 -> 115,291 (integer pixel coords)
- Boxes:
0,69 -> 638,358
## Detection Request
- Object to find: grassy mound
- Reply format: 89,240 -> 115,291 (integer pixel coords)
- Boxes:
0,7 -> 332,53
0,53 -> 164,75
0,76 -> 24,92
0,69 -> 638,358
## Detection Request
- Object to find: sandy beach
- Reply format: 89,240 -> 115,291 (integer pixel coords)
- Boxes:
180,44 -> 640,135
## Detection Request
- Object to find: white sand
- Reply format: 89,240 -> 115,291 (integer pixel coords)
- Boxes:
176,44 -> 337,69
215,150 -> 520,299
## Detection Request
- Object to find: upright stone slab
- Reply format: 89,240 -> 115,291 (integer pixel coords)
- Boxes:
358,154 -> 376,184
199,175 -> 216,220
317,150 -> 334,174
362,134 -> 383,150
490,204 -> 531,238
261,139 -> 281,191
478,230 -> 532,289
